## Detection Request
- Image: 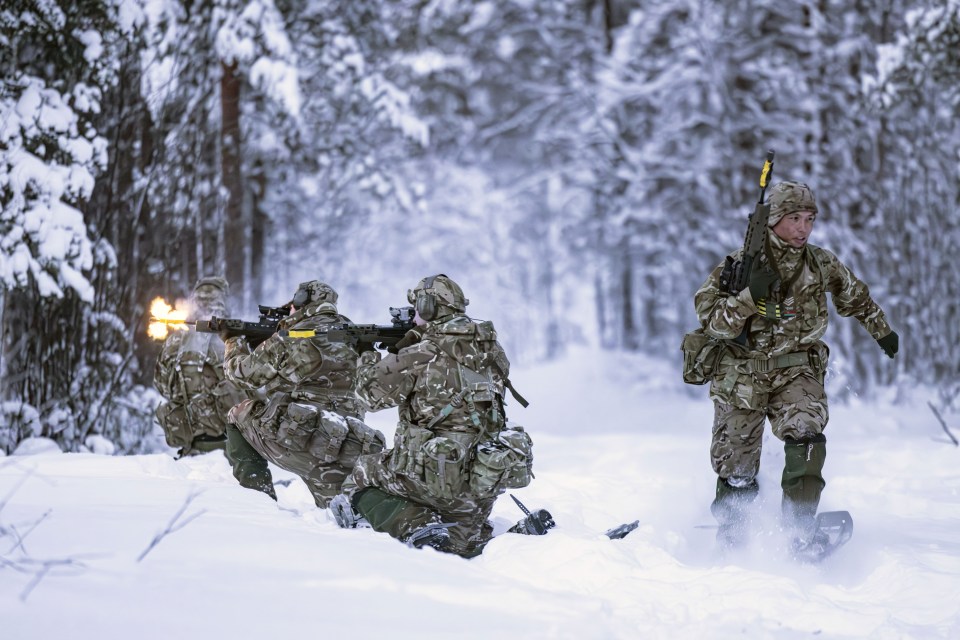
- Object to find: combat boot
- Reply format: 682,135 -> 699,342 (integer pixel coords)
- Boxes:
407,523 -> 453,551
781,434 -> 826,534
330,494 -> 371,529
507,508 -> 556,535
711,476 -> 759,548
353,487 -> 448,550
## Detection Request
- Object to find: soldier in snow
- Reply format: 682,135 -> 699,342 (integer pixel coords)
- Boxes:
330,274 -> 547,557
153,277 -> 276,498
223,280 -> 385,508
692,181 -> 899,548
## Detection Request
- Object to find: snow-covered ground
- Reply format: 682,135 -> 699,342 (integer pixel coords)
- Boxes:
2,348 -> 958,639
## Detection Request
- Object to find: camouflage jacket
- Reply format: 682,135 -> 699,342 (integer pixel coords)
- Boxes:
223,300 -> 364,416
357,314 -> 510,435
695,235 -> 891,357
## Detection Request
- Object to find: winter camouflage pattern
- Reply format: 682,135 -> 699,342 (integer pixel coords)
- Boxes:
342,312 -> 529,557
153,279 -> 241,454
223,288 -> 384,507
695,231 -> 892,484
767,181 -> 819,227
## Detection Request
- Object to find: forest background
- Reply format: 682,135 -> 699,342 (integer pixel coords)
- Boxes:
1,0 -> 958,454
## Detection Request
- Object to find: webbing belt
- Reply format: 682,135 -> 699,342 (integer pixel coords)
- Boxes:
747,350 -> 812,373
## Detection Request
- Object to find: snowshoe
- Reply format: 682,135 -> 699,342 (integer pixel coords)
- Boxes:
791,510 -> 853,563
508,508 -> 556,535
605,520 -> 639,540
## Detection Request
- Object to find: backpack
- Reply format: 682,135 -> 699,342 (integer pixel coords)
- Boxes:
154,330 -> 238,449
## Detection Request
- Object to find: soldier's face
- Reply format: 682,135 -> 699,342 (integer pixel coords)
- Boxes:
772,210 -> 816,248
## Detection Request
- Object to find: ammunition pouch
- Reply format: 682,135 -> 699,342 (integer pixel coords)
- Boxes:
155,401 -> 191,450
681,328 -> 727,385
422,436 -> 469,500
308,412 -> 385,469
469,424 -> 534,497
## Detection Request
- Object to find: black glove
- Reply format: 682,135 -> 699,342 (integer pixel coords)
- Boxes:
388,326 -> 425,354
748,265 -> 778,303
877,331 -> 899,358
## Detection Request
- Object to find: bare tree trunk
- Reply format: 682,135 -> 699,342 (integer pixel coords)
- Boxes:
221,60 -> 244,299
250,164 -> 267,309
620,237 -> 639,351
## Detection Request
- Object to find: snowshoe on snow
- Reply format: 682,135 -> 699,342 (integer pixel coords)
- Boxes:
604,520 -> 639,540
507,494 -> 556,535
791,510 -> 853,563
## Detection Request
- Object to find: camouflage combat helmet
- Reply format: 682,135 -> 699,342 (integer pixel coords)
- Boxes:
193,276 -> 229,316
289,280 -> 338,309
767,181 -> 818,227
407,274 -> 469,321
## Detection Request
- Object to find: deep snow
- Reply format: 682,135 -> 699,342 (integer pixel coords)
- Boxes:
2,347 -> 959,639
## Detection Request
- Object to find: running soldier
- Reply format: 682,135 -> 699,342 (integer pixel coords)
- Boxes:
692,181 -> 899,548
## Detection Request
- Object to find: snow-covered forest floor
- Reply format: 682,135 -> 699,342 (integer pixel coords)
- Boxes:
2,348 -> 958,639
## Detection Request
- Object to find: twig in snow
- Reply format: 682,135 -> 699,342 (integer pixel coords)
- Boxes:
137,489 -> 207,562
6,509 -> 52,555
928,401 -> 959,446
17,556 -> 91,602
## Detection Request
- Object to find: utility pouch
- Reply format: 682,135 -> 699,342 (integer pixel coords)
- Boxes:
681,328 -> 725,385
389,423 -> 432,478
305,411 -> 348,463
459,364 -> 498,403
258,392 -> 292,434
810,341 -> 830,384
332,416 -> 386,469
422,436 -> 468,500
155,402 -> 191,449
276,402 -> 319,451
470,424 -> 534,496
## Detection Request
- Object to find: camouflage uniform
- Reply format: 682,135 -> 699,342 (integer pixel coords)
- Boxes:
693,182 -> 896,537
153,277 -> 275,498
340,274 -> 534,557
223,281 -> 385,508
154,277 -> 242,454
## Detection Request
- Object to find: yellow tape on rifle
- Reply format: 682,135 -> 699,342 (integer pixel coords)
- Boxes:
286,330 -> 316,338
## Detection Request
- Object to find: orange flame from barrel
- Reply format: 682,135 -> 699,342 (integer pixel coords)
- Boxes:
148,297 -> 190,340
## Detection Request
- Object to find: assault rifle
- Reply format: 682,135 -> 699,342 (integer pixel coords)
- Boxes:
719,149 -> 775,295
195,304 -> 291,347
326,306 -> 417,351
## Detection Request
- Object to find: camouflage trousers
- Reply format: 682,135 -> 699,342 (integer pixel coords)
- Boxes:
710,370 -> 828,482
342,450 -> 496,558
229,396 -> 383,509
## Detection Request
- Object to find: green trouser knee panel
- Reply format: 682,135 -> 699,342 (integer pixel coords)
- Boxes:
225,423 -> 276,499
711,476 -> 759,525
189,436 -> 226,455
354,488 -> 438,541
781,435 -> 826,522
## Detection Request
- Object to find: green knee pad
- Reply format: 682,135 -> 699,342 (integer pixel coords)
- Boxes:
781,435 -> 826,521
354,488 -> 437,539
189,435 -> 227,455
